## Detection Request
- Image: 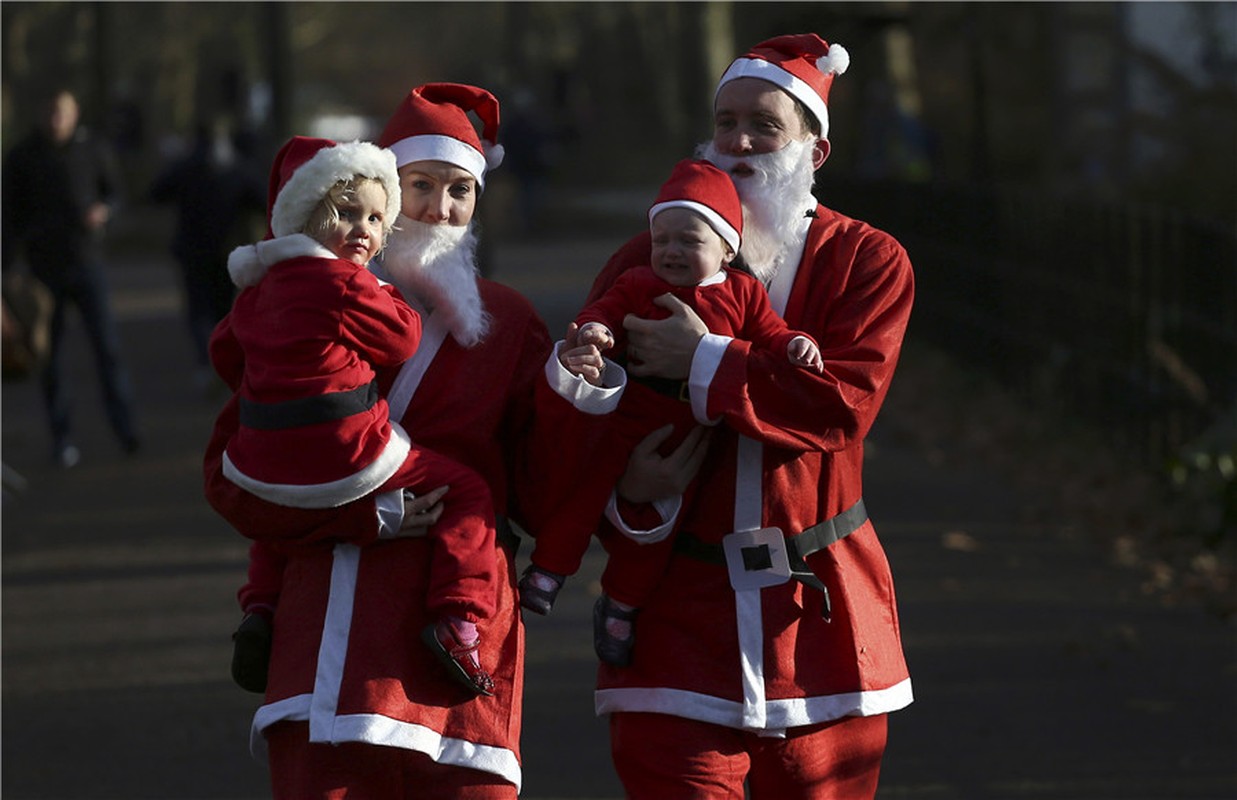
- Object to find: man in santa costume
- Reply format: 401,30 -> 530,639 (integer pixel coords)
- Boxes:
204,83 -> 606,798
545,33 -> 916,797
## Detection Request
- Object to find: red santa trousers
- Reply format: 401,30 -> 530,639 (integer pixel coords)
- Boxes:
267,721 -> 518,800
609,711 -> 887,800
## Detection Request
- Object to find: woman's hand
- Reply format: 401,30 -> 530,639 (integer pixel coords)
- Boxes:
622,294 -> 707,379
616,424 -> 711,504
397,485 -> 449,537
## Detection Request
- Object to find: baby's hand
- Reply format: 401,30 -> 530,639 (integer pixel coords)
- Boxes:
559,322 -> 607,386
577,323 -> 615,351
788,337 -> 824,373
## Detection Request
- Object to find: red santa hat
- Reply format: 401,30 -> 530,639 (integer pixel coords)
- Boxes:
268,135 -> 401,238
377,82 -> 504,189
648,158 -> 743,254
716,33 -> 850,140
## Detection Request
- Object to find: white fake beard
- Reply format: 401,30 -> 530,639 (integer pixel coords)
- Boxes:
381,217 -> 491,347
697,137 -> 817,284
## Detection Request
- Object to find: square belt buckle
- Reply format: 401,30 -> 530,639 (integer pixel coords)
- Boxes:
722,527 -> 791,592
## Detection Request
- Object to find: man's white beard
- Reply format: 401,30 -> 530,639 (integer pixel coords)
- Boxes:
380,217 -> 490,347
697,137 -> 817,283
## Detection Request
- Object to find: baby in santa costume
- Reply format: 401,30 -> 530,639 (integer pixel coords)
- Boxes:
520,158 -> 822,664
209,135 -> 498,697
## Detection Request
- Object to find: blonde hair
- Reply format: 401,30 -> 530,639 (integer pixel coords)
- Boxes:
303,176 -> 387,245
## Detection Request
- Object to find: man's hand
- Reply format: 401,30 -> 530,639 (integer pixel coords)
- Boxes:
559,321 -> 606,386
616,424 -> 711,504
622,294 -> 707,379
396,485 -> 449,537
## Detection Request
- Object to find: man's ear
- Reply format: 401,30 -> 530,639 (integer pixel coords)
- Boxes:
813,139 -> 830,170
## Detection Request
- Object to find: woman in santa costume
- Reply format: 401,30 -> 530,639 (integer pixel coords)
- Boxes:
521,157 -> 823,669
543,34 -> 916,798
205,83 -> 608,799
210,134 -> 500,697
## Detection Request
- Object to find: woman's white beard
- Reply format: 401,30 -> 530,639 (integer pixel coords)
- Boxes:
697,138 -> 817,283
381,217 -> 491,347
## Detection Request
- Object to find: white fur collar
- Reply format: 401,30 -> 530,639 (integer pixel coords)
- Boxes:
227,233 -> 337,288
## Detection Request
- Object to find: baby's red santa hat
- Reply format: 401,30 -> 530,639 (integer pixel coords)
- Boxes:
378,82 -> 504,189
228,136 -> 401,287
716,33 -> 850,141
648,158 -> 743,254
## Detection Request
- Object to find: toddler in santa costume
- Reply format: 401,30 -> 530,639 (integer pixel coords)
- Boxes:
520,158 -> 822,664
209,135 -> 498,697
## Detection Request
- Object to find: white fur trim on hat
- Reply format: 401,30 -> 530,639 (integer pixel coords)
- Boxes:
649,200 -> 742,254
717,58 -> 831,140
387,134 -> 489,187
270,141 -> 401,238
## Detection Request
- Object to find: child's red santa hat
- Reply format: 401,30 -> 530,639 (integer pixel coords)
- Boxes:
229,136 -> 401,287
716,33 -> 850,141
377,82 -> 504,189
648,158 -> 743,254
268,136 -> 401,238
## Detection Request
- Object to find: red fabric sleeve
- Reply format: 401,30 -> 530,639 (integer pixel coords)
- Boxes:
338,268 -> 422,368
707,215 -> 914,453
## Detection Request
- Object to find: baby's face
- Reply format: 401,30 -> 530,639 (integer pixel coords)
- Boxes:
649,207 -> 730,287
323,181 -> 387,266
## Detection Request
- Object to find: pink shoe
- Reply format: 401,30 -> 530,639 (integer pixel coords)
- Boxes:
421,622 -> 495,697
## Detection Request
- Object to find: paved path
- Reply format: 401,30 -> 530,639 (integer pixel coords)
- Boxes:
2,225 -> 1234,799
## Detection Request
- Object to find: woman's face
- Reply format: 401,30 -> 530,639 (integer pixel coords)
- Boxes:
397,161 -> 478,226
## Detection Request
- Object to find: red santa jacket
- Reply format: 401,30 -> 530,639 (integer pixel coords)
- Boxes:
205,278 -> 572,790
576,264 -> 811,359
209,236 -> 421,508
588,204 -> 916,731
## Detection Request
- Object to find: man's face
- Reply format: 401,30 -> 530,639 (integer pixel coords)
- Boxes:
47,92 -> 79,144
712,78 -> 812,167
397,161 -> 477,227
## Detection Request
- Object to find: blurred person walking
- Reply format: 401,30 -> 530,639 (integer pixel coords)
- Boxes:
2,88 -> 141,467
151,116 -> 265,390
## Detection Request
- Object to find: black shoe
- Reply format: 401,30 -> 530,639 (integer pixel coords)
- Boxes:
120,433 -> 142,456
518,566 -> 564,616
593,594 -> 638,667
231,613 -> 272,693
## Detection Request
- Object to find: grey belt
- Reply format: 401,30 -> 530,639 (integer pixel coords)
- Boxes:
672,498 -> 868,622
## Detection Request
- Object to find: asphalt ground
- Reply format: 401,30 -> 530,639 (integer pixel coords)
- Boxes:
2,214 -> 1234,799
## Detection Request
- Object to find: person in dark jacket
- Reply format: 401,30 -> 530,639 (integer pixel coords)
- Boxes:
150,117 -> 265,384
2,88 -> 141,467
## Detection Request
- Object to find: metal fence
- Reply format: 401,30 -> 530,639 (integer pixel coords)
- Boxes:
827,178 -> 1237,466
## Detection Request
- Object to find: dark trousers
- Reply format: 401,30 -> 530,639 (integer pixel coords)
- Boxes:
39,261 -> 137,449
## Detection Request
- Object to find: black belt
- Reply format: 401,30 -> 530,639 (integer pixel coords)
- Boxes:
239,380 -> 379,430
673,498 -> 868,622
495,515 -> 520,557
632,375 -> 690,403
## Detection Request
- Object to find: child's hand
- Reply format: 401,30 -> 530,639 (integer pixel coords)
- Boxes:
559,322 -> 606,386
788,337 -> 824,373
577,322 -> 614,351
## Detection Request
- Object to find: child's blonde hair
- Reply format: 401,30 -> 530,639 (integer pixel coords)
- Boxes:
303,176 -> 388,245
